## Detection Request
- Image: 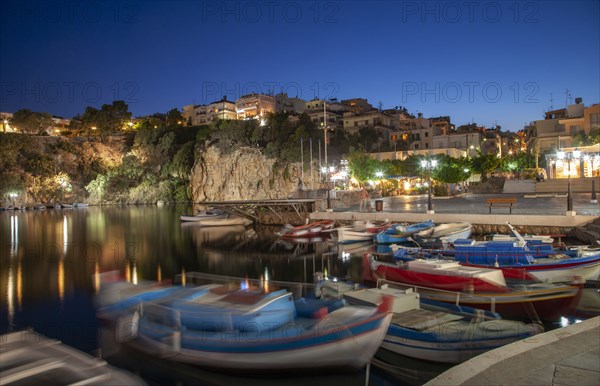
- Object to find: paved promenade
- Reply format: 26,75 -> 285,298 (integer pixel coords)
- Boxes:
311,193 -> 599,228
426,316 -> 600,386
337,192 -> 600,216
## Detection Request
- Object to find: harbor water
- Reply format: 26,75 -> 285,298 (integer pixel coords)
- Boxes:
0,206 -> 596,385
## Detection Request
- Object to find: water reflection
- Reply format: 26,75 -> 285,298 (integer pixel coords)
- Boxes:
1,206 -> 598,385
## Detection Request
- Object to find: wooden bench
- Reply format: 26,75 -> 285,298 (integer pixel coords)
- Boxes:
487,198 -> 517,213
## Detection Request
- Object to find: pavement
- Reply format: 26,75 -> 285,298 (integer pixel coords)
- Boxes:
335,192 -> 600,217
426,316 -> 600,386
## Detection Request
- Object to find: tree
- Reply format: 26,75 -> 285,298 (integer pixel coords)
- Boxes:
472,153 -> 502,181
96,100 -> 132,133
348,150 -> 381,184
11,109 -> 54,135
166,108 -> 184,127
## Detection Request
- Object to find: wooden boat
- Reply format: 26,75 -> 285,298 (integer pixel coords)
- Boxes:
276,220 -> 335,238
375,220 -> 435,244
179,208 -> 226,222
370,256 -> 509,293
447,224 -> 600,283
97,274 -> 392,372
0,330 -> 145,385
413,222 -> 472,245
365,255 -> 584,321
319,281 -> 543,364
334,220 -> 390,244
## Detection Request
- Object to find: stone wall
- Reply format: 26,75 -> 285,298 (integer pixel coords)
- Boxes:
190,146 -> 302,202
471,224 -> 570,238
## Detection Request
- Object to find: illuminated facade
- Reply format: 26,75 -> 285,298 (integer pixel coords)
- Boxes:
546,144 -> 600,178
236,93 -> 276,121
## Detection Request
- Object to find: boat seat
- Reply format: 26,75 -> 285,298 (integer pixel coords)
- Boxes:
391,309 -> 463,331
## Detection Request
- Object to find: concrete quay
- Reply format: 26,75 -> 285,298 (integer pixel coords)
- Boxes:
310,193 -> 599,228
425,316 -> 600,386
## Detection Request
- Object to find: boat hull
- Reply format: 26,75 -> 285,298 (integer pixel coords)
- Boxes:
372,263 -> 509,293
415,284 -> 583,321
462,255 -> 600,283
130,309 -> 392,371
381,320 -> 541,364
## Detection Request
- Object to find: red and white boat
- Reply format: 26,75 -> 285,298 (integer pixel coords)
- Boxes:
366,254 -> 584,321
369,256 -> 509,292
276,220 -> 335,238
334,220 -> 391,243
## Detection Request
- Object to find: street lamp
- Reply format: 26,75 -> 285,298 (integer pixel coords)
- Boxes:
9,192 -> 17,207
557,148 -> 581,215
421,158 -> 438,214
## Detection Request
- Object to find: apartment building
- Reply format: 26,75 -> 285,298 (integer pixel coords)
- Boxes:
182,97 -> 237,126
275,93 -> 306,114
304,98 -> 345,129
236,93 -> 276,121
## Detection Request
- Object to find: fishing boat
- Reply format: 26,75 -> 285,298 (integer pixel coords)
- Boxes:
413,222 -> 472,245
97,274 -> 392,372
375,220 -> 435,244
180,209 -> 252,227
0,330 -> 146,385
447,223 -> 600,283
319,281 -> 543,364
366,254 -> 584,321
334,220 -> 390,244
369,255 -> 509,293
179,208 -> 226,222
276,220 -> 335,238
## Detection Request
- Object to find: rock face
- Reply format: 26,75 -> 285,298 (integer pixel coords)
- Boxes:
190,146 -> 302,202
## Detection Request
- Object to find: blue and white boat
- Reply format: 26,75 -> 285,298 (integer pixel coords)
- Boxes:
374,220 -> 435,244
318,280 -> 544,364
445,224 -> 600,283
97,275 -> 392,372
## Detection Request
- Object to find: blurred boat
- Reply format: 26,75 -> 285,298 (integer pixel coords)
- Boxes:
276,220 -> 335,238
334,220 -> 390,244
318,280 -> 543,364
97,272 -> 392,372
0,330 -> 146,385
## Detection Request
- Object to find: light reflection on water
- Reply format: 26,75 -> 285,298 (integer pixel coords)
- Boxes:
1,206 -> 598,385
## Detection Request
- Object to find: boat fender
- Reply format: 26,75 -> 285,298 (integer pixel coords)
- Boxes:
116,311 -> 139,342
312,307 -> 329,319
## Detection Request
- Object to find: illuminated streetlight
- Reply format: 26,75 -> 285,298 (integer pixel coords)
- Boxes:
557,148 -> 581,214
421,158 -> 438,214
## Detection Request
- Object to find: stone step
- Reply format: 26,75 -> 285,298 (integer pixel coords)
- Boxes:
569,227 -> 600,244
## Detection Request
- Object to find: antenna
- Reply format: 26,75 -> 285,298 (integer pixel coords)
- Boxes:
564,89 -> 572,106
549,93 -> 554,110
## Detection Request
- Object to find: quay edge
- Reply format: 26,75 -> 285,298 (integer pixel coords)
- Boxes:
424,316 -> 600,386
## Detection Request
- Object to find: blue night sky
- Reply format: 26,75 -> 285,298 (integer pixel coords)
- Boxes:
1,0 -> 599,131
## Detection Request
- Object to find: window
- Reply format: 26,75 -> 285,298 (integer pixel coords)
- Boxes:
590,113 -> 600,129
425,132 -> 429,137
415,143 -> 420,149
425,143 -> 429,149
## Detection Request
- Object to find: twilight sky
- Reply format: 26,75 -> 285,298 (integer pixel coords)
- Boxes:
1,0 -> 599,131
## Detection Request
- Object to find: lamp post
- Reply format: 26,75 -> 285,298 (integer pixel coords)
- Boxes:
9,192 -> 17,207
421,158 -> 438,214
557,148 -> 581,215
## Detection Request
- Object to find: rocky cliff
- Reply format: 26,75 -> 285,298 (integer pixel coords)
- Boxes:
190,146 -> 302,201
